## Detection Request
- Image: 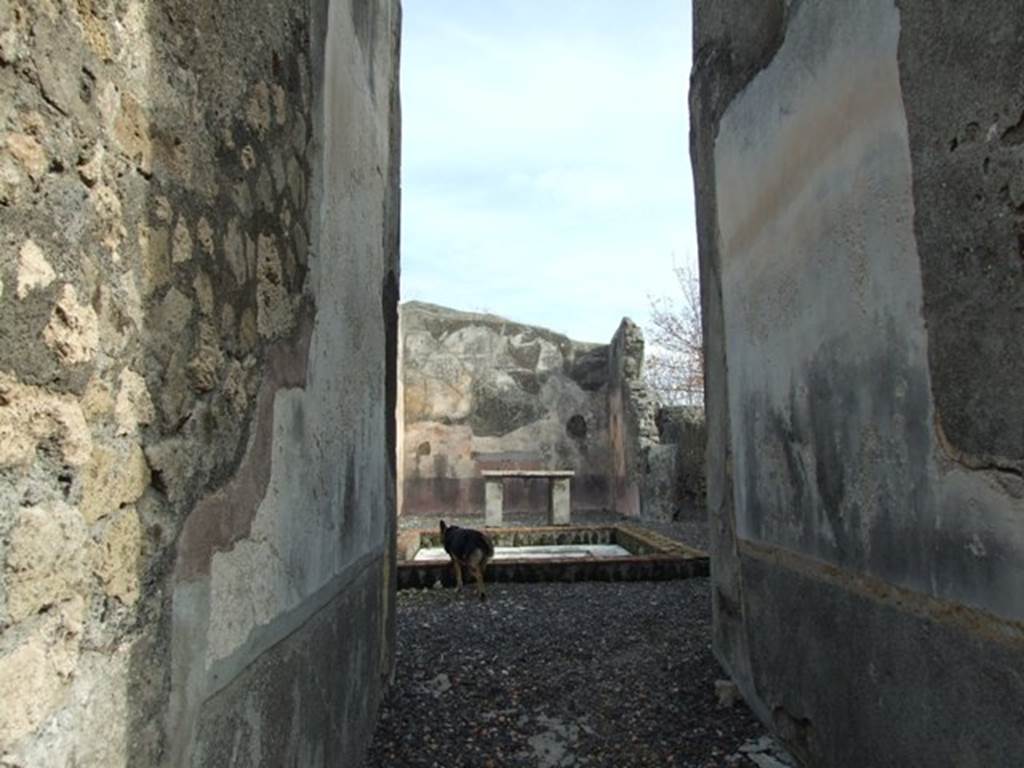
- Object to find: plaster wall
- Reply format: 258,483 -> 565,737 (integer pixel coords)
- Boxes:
693,0 -> 1024,764
0,1 -> 400,765
400,302 -> 612,518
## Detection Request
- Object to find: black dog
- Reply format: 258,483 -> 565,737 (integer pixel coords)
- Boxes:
439,520 -> 494,601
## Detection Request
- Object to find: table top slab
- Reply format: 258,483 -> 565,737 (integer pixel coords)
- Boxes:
481,470 -> 576,478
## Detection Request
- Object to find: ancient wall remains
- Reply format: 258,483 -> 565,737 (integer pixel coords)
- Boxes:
628,415 -> 707,524
650,406 -> 706,521
0,1 -> 400,765
691,0 -> 1024,764
607,319 -> 657,519
400,305 -> 707,524
400,302 -> 613,517
608,328 -> 706,524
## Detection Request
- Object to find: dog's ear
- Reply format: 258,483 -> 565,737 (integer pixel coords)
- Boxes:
439,520 -> 447,534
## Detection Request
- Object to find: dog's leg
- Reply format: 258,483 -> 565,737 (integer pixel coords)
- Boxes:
452,558 -> 463,592
471,563 -> 486,602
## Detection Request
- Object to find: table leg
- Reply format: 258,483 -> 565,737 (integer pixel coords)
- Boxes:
485,478 -> 503,527
549,478 -> 571,525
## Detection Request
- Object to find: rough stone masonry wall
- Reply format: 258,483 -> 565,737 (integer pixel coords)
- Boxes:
401,302 -> 612,517
608,325 -> 706,523
0,1 -> 400,765
651,406 -> 706,521
607,318 -> 658,519
692,1 -> 1024,765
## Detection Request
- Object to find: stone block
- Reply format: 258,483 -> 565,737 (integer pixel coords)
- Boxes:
6,132 -> 47,179
80,441 -> 150,524
485,479 -> 504,526
113,368 -> 155,436
5,503 -> 89,623
0,373 -> 92,470
43,284 -> 99,366
93,506 -> 143,606
0,599 -> 84,746
715,679 -> 741,708
549,477 -> 571,525
255,233 -> 295,339
16,239 -> 56,299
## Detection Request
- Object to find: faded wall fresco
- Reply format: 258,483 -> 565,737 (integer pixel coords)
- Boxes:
400,303 -> 706,524
400,302 -> 613,518
692,0 -> 1024,764
0,1 -> 400,765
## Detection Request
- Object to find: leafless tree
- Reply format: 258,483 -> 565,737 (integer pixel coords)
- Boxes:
644,264 -> 704,407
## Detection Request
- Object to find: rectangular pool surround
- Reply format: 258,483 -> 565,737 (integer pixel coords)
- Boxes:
413,544 -> 633,561
396,525 -> 708,589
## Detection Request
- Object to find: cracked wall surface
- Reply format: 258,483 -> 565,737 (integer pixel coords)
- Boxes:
0,0 -> 400,765
692,0 -> 1023,764
649,406 -> 706,521
400,304 -> 702,523
604,317 -> 704,523
400,302 -> 613,517
607,318 -> 654,520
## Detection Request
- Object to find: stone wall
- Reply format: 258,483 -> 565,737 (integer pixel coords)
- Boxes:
615,401 -> 707,524
400,305 -> 705,524
652,406 -> 706,521
691,0 -> 1024,764
607,318 -> 659,519
400,302 -> 613,517
0,1 -> 400,765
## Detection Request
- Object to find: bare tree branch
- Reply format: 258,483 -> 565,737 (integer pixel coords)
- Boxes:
644,264 -> 704,407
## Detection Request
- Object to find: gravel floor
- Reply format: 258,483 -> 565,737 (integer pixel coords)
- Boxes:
364,578 -> 793,767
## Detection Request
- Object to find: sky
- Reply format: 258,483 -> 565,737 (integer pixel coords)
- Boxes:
400,0 -> 696,344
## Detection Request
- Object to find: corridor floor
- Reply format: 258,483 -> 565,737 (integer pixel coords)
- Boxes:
364,577 -> 795,767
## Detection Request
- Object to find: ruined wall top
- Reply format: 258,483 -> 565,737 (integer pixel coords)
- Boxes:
400,301 -> 614,517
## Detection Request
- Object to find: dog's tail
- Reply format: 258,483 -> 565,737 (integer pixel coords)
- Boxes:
481,532 -> 495,562
439,519 -> 447,536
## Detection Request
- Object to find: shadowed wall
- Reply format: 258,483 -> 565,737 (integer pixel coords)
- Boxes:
691,0 -> 1024,764
0,1 -> 401,765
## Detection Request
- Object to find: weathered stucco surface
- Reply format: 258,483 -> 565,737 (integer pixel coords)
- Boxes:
693,0 -> 1024,764
400,302 -> 613,517
400,305 -> 705,523
607,319 -> 656,519
650,406 -> 706,521
0,1 -> 400,765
